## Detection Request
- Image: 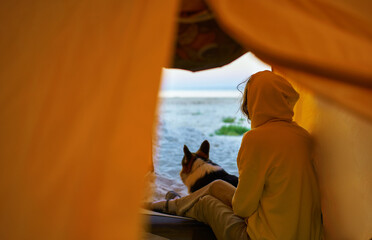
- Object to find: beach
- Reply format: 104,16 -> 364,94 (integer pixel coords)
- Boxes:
152,94 -> 250,201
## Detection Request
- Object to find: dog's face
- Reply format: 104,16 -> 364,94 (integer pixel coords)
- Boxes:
181,140 -> 210,175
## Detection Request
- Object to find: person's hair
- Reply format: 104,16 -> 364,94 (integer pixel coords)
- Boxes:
237,77 -> 251,119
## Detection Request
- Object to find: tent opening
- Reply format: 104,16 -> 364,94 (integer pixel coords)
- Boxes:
151,53 -> 270,201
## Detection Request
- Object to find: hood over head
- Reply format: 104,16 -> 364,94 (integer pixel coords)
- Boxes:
246,71 -> 299,128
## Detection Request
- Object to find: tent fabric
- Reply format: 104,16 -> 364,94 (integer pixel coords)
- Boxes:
207,0 -> 372,87
205,0 -> 372,239
283,74 -> 372,239
274,66 -> 372,122
1,0 -> 372,239
0,0 -> 178,239
206,0 -> 372,120
172,9 -> 246,71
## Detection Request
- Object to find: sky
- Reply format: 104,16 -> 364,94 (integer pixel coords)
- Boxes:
160,52 -> 271,92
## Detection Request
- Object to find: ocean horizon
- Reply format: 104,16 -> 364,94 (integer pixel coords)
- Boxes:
159,90 -> 242,98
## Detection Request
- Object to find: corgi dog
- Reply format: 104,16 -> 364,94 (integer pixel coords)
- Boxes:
180,140 -> 239,193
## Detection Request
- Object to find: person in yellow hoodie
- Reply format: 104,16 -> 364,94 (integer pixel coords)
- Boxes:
151,70 -> 323,240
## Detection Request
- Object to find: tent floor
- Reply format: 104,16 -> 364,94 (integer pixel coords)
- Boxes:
144,210 -> 216,240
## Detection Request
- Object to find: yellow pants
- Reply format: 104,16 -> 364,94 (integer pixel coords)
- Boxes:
152,180 -> 249,240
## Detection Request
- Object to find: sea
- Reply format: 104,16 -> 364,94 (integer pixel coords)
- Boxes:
152,90 -> 250,201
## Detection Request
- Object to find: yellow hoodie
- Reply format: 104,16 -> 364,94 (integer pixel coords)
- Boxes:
232,71 -> 322,240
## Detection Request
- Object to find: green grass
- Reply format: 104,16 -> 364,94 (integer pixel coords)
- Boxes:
215,125 -> 250,136
222,117 -> 236,123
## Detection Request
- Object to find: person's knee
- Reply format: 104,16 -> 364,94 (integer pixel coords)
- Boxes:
211,179 -> 226,185
209,179 -> 226,191
209,179 -> 230,194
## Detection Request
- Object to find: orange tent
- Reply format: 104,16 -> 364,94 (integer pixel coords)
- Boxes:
0,0 -> 371,239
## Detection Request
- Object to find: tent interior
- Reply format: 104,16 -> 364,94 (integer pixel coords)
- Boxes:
0,0 -> 371,239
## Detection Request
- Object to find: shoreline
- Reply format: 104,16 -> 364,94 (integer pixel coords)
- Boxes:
159,90 -> 242,98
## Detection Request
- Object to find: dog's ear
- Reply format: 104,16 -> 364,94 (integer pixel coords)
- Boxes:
196,140 -> 209,159
183,145 -> 192,160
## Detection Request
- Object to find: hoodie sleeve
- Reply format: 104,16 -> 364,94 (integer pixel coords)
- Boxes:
232,132 -> 267,218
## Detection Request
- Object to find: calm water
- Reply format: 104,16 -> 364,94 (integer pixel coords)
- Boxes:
152,96 -> 250,200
